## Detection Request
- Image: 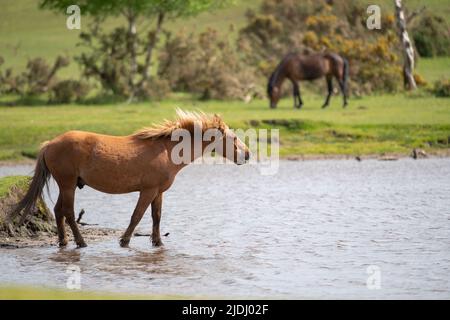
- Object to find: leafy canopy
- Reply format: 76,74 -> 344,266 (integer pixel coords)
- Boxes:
39,0 -> 230,18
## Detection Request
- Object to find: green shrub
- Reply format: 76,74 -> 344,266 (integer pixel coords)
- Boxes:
412,13 -> 450,57
158,28 -> 262,100
50,79 -> 90,103
430,79 -> 450,97
76,21 -> 170,101
0,56 -> 69,97
137,78 -> 171,100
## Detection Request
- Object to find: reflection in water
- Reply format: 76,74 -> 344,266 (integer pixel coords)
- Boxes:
49,248 -> 81,264
1,159 -> 450,298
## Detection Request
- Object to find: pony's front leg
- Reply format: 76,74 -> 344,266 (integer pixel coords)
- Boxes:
151,193 -> 163,247
120,189 -> 156,247
292,81 -> 303,108
322,76 -> 333,108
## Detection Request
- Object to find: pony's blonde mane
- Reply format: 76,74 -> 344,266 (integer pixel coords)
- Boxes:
133,109 -> 227,140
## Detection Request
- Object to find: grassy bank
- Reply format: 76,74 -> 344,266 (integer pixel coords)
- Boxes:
0,175 -> 29,199
0,93 -> 449,162
0,286 -> 182,300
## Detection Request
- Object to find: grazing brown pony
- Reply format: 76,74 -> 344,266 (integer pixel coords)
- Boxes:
267,52 -> 349,109
13,110 -> 250,248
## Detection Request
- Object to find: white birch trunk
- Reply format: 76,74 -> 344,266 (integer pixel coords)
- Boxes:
394,0 -> 417,90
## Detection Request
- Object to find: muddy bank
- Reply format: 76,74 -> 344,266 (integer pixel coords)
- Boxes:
0,175 -> 120,248
283,149 -> 450,161
0,226 -> 122,248
0,175 -> 55,237
2,149 -> 449,167
0,159 -> 35,167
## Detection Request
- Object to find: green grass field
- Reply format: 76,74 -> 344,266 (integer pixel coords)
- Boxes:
0,93 -> 448,161
0,286 -> 183,300
0,0 -> 449,162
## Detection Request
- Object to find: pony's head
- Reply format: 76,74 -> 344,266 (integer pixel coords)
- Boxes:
268,73 -> 281,109
216,126 -> 250,165
134,109 -> 250,165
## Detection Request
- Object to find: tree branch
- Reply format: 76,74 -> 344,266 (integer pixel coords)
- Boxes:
138,11 -> 165,90
406,6 -> 426,24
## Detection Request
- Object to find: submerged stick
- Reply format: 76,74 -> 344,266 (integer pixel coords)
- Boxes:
76,209 -> 85,224
133,232 -> 170,237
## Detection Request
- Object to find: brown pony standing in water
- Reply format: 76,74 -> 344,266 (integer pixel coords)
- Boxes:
267,52 -> 349,109
13,110 -> 250,248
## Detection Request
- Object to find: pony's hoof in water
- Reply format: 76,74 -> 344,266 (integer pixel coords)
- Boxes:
152,239 -> 163,247
58,240 -> 68,247
119,238 -> 130,248
76,241 -> 87,248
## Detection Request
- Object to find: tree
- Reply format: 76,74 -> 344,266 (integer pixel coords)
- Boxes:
394,0 -> 417,90
40,0 -> 230,100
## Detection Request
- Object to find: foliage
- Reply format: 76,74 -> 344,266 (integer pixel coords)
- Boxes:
412,13 -> 450,57
238,0 -> 404,94
0,56 -> 69,96
0,176 -> 30,200
139,78 -> 172,100
50,80 -> 90,103
40,0 -> 230,101
158,28 -> 262,100
40,0 -> 228,19
76,23 -> 135,98
413,73 -> 427,87
75,22 -> 172,100
430,78 -> 450,97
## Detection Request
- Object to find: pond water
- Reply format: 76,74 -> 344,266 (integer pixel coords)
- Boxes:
0,159 -> 449,299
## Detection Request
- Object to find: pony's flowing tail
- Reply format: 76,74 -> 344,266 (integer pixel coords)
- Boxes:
11,142 -> 51,223
342,58 -> 349,98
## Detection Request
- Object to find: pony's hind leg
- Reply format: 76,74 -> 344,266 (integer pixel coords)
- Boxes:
291,80 -> 303,109
338,79 -> 348,108
322,75 -> 333,108
60,185 -> 87,248
120,189 -> 156,247
54,194 -> 68,247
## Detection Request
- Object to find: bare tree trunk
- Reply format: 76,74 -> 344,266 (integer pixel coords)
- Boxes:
125,9 -> 138,102
394,0 -> 417,90
138,12 -> 165,91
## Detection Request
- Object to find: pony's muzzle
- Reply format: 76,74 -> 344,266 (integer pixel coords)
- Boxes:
245,151 -> 250,161
237,150 -> 250,165
235,150 -> 250,165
